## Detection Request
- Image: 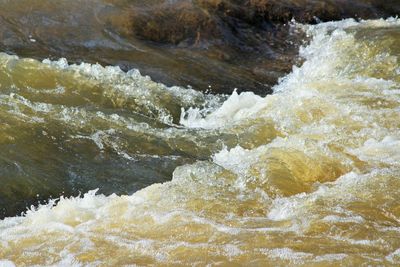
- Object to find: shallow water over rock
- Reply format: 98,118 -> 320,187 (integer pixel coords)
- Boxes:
1,0 -> 399,95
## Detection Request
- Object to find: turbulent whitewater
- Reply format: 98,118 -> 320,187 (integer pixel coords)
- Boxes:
1,18 -> 400,265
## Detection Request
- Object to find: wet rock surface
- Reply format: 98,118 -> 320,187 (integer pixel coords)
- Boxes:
0,0 -> 399,94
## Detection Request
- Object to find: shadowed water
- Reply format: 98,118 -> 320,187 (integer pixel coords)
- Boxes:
1,0 -> 399,94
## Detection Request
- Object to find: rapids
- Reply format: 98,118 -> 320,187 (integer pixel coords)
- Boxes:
1,18 -> 400,265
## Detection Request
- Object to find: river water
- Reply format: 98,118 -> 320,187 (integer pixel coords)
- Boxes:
0,14 -> 400,267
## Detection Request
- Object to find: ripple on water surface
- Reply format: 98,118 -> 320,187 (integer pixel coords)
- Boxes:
0,18 -> 400,265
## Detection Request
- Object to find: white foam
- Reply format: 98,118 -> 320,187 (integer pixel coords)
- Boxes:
386,248 -> 400,264
322,215 -> 364,224
0,260 -> 16,267
180,90 -> 264,128
1,17 -> 400,264
313,253 -> 348,262
349,136 -> 400,165
262,247 -> 313,262
0,52 -> 221,125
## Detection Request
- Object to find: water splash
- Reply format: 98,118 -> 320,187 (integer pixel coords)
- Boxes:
1,18 -> 400,265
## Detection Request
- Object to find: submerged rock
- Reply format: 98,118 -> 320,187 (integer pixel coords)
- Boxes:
126,0 -> 400,45
0,0 -> 399,95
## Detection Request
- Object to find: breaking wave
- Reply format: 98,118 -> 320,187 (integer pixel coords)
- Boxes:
1,18 -> 400,265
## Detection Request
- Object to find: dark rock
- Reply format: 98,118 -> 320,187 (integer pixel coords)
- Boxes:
0,0 -> 399,95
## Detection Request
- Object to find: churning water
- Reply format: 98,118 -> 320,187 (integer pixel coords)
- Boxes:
1,18 -> 400,265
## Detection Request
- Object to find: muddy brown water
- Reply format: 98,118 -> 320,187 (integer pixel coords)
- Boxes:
0,0 -> 399,232
1,0 -> 399,96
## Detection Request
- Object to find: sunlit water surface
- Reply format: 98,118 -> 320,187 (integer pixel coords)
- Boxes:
0,18 -> 400,266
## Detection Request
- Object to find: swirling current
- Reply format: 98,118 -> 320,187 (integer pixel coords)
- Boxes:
1,18 -> 400,265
